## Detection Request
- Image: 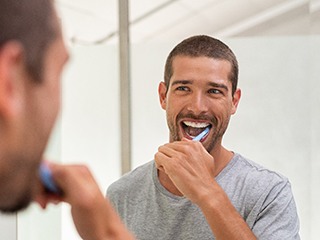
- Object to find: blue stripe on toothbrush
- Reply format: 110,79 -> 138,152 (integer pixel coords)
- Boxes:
192,126 -> 210,142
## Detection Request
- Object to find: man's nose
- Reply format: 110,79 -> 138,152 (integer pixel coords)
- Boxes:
186,92 -> 209,115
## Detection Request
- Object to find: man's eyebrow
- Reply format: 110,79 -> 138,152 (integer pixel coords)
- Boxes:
171,80 -> 193,86
208,82 -> 229,92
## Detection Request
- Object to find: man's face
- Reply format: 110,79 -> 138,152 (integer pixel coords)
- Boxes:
0,24 -> 69,213
159,56 -> 240,154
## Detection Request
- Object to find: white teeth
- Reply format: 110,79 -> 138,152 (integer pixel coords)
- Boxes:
183,121 -> 210,128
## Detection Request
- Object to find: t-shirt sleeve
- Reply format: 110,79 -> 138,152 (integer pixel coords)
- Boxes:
252,180 -> 300,240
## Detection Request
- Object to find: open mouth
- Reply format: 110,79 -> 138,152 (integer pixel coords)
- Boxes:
181,121 -> 211,139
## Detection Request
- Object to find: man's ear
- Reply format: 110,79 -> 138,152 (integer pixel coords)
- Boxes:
0,41 -> 25,120
158,81 -> 167,110
231,88 -> 241,115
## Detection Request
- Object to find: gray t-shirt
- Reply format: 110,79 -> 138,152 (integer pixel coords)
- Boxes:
107,153 -> 300,240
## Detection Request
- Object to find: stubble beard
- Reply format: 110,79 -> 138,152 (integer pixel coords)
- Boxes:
0,191 -> 32,213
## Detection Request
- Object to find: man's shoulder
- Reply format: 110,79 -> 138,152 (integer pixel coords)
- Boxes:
221,153 -> 294,210
232,153 -> 288,182
107,160 -> 154,195
220,153 -> 290,194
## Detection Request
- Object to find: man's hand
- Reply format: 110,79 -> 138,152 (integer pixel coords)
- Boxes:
155,138 -> 216,204
35,163 -> 134,240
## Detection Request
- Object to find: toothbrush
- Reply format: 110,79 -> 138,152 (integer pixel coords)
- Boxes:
39,163 -> 62,195
192,126 -> 210,142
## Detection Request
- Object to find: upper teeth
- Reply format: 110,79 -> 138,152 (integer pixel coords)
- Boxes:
183,121 -> 210,128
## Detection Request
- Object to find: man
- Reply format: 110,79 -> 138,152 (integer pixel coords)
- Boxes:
0,0 -> 133,239
107,35 -> 300,239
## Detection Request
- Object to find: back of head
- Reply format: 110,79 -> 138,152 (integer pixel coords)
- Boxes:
0,0 -> 57,82
164,35 -> 238,94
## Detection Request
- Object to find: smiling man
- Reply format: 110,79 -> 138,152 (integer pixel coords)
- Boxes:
107,35 -> 300,239
0,0 -> 134,239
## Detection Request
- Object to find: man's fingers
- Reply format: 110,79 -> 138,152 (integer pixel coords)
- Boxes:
154,151 -> 166,172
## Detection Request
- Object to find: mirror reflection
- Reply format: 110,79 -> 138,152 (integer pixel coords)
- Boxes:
5,0 -> 318,240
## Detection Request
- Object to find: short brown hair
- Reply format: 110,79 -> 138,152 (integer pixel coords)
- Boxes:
164,35 -> 239,95
0,0 -> 57,82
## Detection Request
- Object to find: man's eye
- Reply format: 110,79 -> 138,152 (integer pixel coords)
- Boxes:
176,86 -> 189,91
208,89 -> 221,94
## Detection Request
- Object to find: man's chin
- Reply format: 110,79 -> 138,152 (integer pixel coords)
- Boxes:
0,194 -> 32,214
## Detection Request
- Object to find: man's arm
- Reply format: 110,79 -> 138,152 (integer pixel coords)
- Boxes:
195,180 -> 257,239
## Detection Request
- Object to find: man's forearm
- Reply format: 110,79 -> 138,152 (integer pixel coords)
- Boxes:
197,183 -> 257,240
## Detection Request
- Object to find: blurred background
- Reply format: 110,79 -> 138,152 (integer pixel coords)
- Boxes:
1,0 -> 318,239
